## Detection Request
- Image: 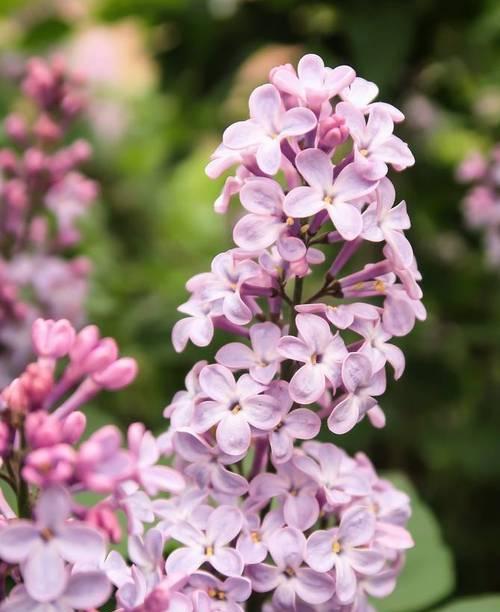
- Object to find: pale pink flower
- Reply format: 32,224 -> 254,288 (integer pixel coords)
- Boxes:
340,77 -> 405,122
293,441 -> 370,506
194,364 -> 281,456
0,486 -> 105,602
166,505 -> 243,577
163,360 -> 207,427
236,509 -> 284,565
128,423 -> 185,495
271,54 -> 355,111
306,505 -> 384,603
351,318 -> 405,379
223,84 -> 317,175
336,102 -> 415,179
266,381 -> 321,464
246,527 -> 335,608
295,301 -> 379,330
328,352 -> 386,434
216,322 -> 282,384
283,148 -> 378,240
75,425 -> 133,492
172,299 -> 215,352
189,572 -> 252,612
233,178 -> 306,261
362,177 -> 413,268
249,463 -> 319,531
278,313 -> 347,404
173,429 -> 248,496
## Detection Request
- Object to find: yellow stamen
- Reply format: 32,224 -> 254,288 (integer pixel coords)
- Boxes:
332,541 -> 342,554
251,531 -> 261,543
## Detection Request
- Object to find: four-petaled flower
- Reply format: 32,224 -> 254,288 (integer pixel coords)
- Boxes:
166,505 -> 244,577
246,527 -> 335,609
195,364 -> 281,456
223,84 -> 317,175
278,313 -> 347,404
284,148 -> 378,240
306,505 -> 385,604
0,486 -> 105,602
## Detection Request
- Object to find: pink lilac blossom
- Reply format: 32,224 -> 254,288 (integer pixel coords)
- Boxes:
0,53 -> 422,610
0,56 -> 98,386
457,145 -> 500,267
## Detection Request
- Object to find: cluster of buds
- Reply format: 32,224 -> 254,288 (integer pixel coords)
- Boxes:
457,146 -> 500,267
0,54 -> 423,611
0,56 -> 98,385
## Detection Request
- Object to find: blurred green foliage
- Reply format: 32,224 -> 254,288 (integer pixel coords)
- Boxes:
1,0 -> 500,605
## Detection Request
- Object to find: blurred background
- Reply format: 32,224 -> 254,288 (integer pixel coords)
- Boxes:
0,0 -> 499,609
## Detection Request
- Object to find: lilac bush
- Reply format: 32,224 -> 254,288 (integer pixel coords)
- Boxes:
457,145 -> 500,267
0,54 -> 424,610
0,56 -> 97,385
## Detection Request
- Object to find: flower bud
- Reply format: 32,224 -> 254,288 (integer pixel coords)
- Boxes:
61,410 -> 86,444
92,357 -> 138,390
32,318 -> 76,358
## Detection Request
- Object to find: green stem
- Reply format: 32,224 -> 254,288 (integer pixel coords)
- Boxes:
17,478 -> 31,518
16,428 -> 31,518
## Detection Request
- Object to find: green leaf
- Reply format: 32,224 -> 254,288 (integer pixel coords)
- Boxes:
435,595 -> 500,611
376,472 -> 455,612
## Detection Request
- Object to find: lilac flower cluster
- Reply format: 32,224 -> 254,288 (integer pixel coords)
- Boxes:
0,54 -> 422,611
0,56 -> 97,385
457,146 -> 500,267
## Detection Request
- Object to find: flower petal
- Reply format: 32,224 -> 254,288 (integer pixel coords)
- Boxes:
55,524 -> 105,565
165,546 -> 205,575
210,547 -> 244,577
63,571 -> 112,609
217,412 -> 251,456
246,563 -> 281,592
256,138 -> 282,175
295,148 -> 333,191
22,541 -> 66,602
199,364 -> 236,402
289,363 -> 325,404
283,186 -> 325,218
0,522 -> 39,563
268,527 -> 306,569
305,530 -> 336,572
295,567 -> 335,604
208,505 -> 243,547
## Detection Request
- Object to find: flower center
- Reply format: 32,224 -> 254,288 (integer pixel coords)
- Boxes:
208,588 -> 226,600
250,530 -> 261,543
231,403 -> 241,414
332,540 -> 342,554
286,216 -> 294,226
285,566 -> 296,577
311,353 -> 322,365
205,545 -> 214,557
40,527 -> 54,542
374,279 -> 385,293
323,195 -> 333,205
359,147 -> 369,156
